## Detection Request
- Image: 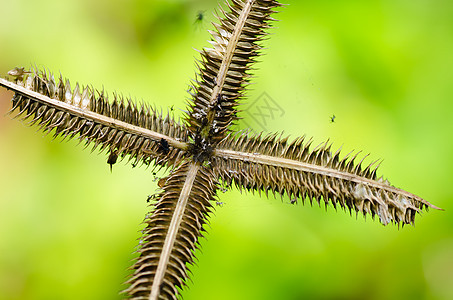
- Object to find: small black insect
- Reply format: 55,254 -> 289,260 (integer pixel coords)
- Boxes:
143,158 -> 151,166
194,10 -> 206,25
158,138 -> 170,154
107,151 -> 118,172
201,116 -> 208,127
215,93 -> 224,108
216,93 -> 222,103
169,105 -> 174,112
330,114 -> 336,123
290,197 -> 297,204
146,195 -> 153,203
190,134 -> 213,163
216,201 -> 224,207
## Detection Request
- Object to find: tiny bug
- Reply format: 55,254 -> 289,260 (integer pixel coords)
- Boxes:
215,93 -> 224,108
200,116 -> 208,127
216,93 -> 222,103
107,151 -> 118,172
330,114 -> 336,123
290,198 -> 297,204
158,138 -> 170,154
194,10 -> 206,26
216,201 -> 224,207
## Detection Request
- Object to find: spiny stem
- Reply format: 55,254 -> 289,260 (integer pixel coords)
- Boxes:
149,163 -> 200,300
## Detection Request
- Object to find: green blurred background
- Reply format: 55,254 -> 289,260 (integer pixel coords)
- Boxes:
0,0 -> 452,299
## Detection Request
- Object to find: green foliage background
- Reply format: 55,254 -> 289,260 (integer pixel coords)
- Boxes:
0,0 -> 452,299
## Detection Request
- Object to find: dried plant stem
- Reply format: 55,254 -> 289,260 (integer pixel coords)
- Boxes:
213,148 -> 439,210
0,78 -> 189,151
207,0 -> 253,105
149,163 -> 200,300
196,0 -> 256,140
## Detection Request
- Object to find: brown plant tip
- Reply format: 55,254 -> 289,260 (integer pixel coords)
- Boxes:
185,0 -> 283,146
123,162 -> 217,299
0,68 -> 190,170
212,131 -> 440,226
